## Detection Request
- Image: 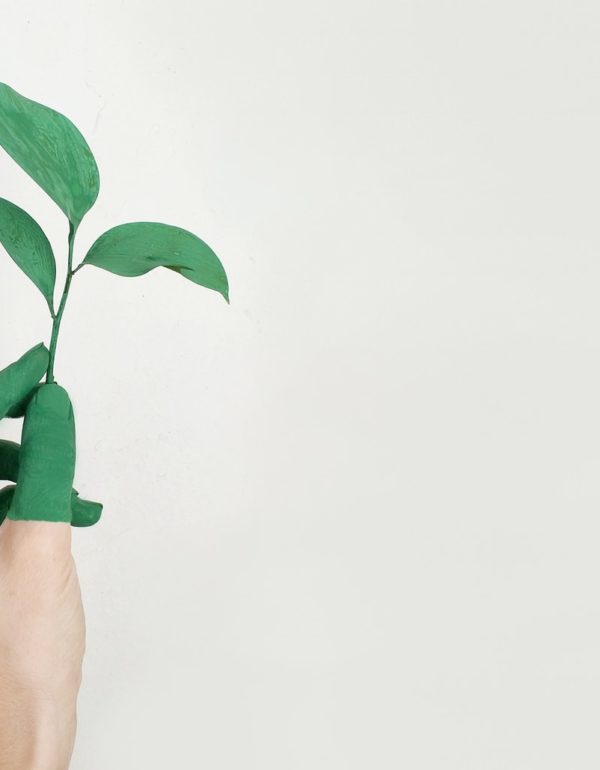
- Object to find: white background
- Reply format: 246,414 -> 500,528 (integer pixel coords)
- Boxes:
1,1 -> 600,767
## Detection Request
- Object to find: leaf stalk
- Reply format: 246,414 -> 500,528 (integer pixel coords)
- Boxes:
46,223 -> 77,384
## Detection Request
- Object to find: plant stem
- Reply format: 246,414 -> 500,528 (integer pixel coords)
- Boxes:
46,223 -> 77,384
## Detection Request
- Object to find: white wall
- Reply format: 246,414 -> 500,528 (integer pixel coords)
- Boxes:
1,1 -> 600,767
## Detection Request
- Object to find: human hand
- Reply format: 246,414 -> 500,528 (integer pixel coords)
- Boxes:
0,344 -> 100,769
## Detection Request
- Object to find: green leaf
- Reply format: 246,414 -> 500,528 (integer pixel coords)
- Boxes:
0,199 -> 56,312
0,83 -> 100,228
82,222 -> 229,302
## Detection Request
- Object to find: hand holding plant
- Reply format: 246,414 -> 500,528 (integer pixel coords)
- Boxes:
0,83 -> 229,526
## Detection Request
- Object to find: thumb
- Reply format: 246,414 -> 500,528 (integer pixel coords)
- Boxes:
8,384 -> 75,524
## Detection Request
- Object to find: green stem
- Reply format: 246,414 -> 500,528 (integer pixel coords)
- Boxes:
46,223 -> 77,384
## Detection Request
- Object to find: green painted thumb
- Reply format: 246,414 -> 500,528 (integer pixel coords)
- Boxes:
8,384 -> 75,523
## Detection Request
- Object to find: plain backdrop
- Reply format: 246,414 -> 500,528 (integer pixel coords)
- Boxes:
1,1 -> 600,767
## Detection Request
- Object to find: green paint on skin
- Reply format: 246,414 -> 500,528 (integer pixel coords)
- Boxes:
0,487 -> 101,528
6,383 -> 42,418
0,330 -> 106,530
0,440 -> 102,527
0,484 -> 14,523
69,492 -> 103,527
8,385 -> 76,523
0,441 -> 20,482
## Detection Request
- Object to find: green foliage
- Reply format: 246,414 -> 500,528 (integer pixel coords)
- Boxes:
83,222 -> 229,302
0,199 -> 56,312
0,83 -> 229,382
0,84 -> 229,527
0,83 -> 99,229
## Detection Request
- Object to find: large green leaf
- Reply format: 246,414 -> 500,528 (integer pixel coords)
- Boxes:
0,198 -> 55,312
82,222 -> 229,301
0,83 -> 100,228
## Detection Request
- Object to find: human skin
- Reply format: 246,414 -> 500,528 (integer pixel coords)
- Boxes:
0,519 -> 84,770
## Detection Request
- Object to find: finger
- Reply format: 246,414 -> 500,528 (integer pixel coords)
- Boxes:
71,492 -> 103,527
0,484 -> 15,526
0,486 -> 102,528
0,343 -> 49,419
0,439 -> 20,482
0,518 -> 72,560
8,384 -> 75,523
0,440 -> 103,527
6,383 -> 43,418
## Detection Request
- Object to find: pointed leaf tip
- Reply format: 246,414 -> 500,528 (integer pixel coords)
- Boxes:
0,83 -> 99,227
82,221 -> 229,301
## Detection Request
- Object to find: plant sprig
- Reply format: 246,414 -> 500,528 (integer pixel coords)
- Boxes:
0,83 -> 229,384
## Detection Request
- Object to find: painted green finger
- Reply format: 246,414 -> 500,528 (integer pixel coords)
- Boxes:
0,438 -> 102,526
6,383 -> 43,418
0,484 -> 15,526
0,343 -> 49,419
0,485 -> 102,527
8,384 -> 76,523
0,440 -> 20,482
70,491 -> 103,527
